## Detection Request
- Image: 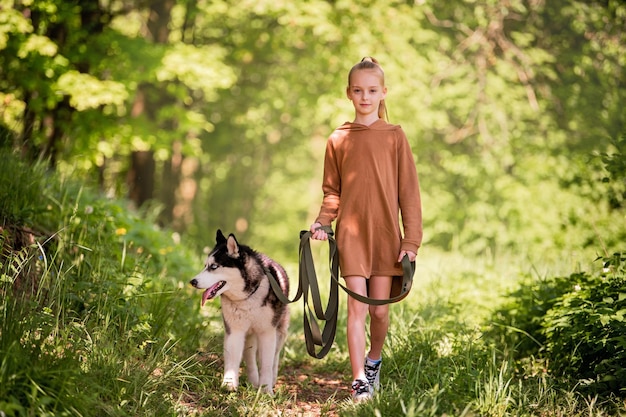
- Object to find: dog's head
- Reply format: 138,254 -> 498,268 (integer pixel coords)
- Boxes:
190,230 -> 249,306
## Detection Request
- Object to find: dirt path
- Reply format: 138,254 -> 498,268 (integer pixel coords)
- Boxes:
185,353 -> 351,416
277,364 -> 350,416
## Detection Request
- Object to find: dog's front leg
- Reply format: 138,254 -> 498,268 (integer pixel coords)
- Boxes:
243,333 -> 259,387
257,331 -> 278,394
222,330 -> 246,391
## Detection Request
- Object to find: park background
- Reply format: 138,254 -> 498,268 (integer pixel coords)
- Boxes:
1,0 -> 625,415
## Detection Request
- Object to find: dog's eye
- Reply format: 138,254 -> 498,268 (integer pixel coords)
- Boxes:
209,263 -> 219,270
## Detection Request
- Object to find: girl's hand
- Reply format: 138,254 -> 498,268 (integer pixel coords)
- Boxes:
310,222 -> 328,240
398,250 -> 416,262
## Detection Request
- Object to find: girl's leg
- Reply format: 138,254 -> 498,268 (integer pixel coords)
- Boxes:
367,275 -> 393,360
344,275 -> 369,382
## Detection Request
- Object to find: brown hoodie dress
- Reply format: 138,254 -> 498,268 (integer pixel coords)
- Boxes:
315,119 -> 423,278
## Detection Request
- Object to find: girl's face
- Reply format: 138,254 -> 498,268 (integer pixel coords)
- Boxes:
346,69 -> 387,120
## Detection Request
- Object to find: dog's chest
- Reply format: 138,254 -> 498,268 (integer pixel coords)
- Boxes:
220,297 -> 278,331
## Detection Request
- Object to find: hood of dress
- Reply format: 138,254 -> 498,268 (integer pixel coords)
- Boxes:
337,119 -> 399,132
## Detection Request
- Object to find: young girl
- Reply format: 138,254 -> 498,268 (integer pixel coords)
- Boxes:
309,57 -> 423,401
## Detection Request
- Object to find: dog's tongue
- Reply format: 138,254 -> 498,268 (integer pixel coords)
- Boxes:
201,281 -> 226,307
201,289 -> 212,307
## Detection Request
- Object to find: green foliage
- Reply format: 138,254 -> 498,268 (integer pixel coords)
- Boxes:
1,0 -> 626,413
0,147 -> 48,225
488,130 -> 626,399
600,133 -> 626,210
2,0 -> 625,262
55,70 -> 128,111
1,154 -> 624,414
0,155 -> 207,415
333,250 -> 625,416
543,254 -> 626,397
492,253 -> 626,398
489,272 -> 571,358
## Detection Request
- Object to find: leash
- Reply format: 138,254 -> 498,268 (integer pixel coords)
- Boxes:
266,226 -> 415,359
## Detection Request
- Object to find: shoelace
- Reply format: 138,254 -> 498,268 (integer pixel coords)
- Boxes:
351,379 -> 370,396
364,361 -> 380,384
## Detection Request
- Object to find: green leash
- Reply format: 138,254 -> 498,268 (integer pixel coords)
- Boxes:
266,226 -> 415,359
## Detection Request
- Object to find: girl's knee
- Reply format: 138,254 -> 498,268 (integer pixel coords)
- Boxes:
369,305 -> 389,322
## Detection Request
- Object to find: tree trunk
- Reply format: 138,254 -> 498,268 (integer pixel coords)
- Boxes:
128,151 -> 155,208
127,0 -> 177,211
42,97 -> 73,169
20,92 -> 38,162
159,141 -> 182,224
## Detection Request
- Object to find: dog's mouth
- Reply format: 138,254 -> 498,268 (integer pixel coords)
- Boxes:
201,281 -> 227,306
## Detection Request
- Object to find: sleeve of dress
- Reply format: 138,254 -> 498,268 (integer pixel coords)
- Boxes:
397,129 -> 423,253
315,139 -> 341,226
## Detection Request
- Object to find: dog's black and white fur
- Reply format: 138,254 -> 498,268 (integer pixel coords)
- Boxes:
190,230 -> 290,394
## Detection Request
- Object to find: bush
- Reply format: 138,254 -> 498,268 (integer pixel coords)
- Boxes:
492,252 -> 626,398
0,154 -> 206,415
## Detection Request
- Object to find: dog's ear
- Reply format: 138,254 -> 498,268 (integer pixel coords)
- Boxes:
226,234 -> 240,258
216,229 -> 227,245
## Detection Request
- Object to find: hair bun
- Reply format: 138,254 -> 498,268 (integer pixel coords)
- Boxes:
361,56 -> 379,64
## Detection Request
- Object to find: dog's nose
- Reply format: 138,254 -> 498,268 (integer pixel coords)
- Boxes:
190,279 -> 198,287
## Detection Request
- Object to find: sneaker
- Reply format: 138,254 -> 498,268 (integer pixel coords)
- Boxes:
351,378 -> 372,402
364,357 -> 382,393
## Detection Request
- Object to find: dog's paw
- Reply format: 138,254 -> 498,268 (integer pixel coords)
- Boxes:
221,377 -> 238,392
255,381 -> 275,396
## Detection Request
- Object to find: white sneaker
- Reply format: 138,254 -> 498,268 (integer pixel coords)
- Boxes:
364,357 -> 382,394
351,378 -> 372,402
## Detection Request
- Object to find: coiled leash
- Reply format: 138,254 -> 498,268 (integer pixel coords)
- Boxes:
266,226 -> 415,359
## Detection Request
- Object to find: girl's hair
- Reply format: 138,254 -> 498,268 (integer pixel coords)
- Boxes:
347,56 -> 388,121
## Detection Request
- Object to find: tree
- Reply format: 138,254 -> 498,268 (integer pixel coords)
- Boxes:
1,0 -> 624,261
0,0 -> 235,218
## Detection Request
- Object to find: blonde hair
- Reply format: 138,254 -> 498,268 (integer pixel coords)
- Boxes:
347,56 -> 388,121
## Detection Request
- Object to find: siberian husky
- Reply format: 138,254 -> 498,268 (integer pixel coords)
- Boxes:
190,230 -> 290,395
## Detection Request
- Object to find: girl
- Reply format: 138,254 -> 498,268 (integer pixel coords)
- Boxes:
309,57 -> 423,401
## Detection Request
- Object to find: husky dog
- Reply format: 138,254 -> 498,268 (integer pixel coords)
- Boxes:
190,230 -> 290,395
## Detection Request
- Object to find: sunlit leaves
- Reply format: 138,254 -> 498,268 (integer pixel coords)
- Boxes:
156,43 -> 236,101
0,3 -> 32,49
17,34 -> 57,58
0,0 -> 624,261
55,70 -> 128,111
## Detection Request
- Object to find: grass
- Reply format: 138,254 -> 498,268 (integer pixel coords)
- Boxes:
1,152 -> 625,416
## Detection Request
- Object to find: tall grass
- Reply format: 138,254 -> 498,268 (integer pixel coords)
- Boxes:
309,248 -> 625,416
1,151 -> 624,416
0,152 -> 209,416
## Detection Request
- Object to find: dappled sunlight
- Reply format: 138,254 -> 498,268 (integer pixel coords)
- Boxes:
1,0 -> 625,414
